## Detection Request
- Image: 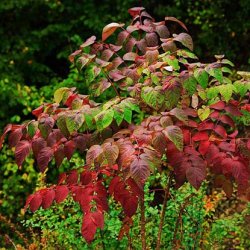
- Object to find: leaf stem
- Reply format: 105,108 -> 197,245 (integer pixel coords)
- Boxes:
155,173 -> 173,250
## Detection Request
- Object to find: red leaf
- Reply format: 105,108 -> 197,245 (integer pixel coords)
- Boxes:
130,157 -> 150,185
186,166 -> 206,190
123,52 -> 138,61
218,141 -> 235,152
145,32 -> 158,47
37,147 -> 53,172
67,170 -> 78,185
55,185 -> 69,203
102,23 -> 124,42
219,115 -> 235,127
198,140 -> 210,155
214,125 -> 227,138
81,213 -> 97,244
126,178 -> 143,197
57,172 -> 67,185
225,105 -> 242,116
9,128 -> 23,148
128,7 -> 145,17
24,194 -> 34,211
192,131 -> 209,141
197,121 -> 214,131
54,145 -> 65,167
210,101 -> 225,110
80,171 -> 93,185
41,189 -> 55,209
165,16 -> 188,31
29,193 -> 42,212
101,49 -> 114,61
80,36 -> 96,49
86,145 -> 103,165
32,105 -> 44,117
91,211 -> 104,229
117,31 -> 130,45
64,140 -> 75,160
32,137 -> 47,159
123,196 -> 138,217
15,140 -> 31,167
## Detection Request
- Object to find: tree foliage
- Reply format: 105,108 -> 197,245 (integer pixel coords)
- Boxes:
1,6 -> 250,245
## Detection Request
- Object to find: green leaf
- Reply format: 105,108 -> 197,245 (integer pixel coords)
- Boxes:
95,109 -> 114,130
163,125 -> 183,151
219,84 -> 235,102
233,81 -> 248,97
177,49 -> 198,59
141,86 -> 165,111
27,121 -> 38,138
113,109 -> 124,126
206,86 -> 220,99
183,75 -> 197,95
164,56 -> 180,70
194,68 -> 208,89
66,112 -> 84,134
57,114 -> 70,137
123,107 -> 132,123
54,88 -> 70,104
205,66 -> 223,83
198,106 -> 210,121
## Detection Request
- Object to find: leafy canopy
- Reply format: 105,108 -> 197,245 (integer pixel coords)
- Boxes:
1,6 -> 250,243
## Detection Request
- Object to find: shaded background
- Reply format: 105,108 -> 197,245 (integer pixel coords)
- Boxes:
0,0 -> 250,128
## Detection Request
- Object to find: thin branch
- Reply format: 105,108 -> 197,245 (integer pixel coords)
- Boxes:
156,173 -> 173,250
140,194 -> 147,250
172,193 -> 196,249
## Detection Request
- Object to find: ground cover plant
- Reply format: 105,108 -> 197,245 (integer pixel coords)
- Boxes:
1,6 -> 250,249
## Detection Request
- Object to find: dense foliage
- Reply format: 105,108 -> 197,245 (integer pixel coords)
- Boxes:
1,7 -> 250,249
1,0 -> 250,128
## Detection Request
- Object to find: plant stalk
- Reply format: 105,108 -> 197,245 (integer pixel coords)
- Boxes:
156,173 -> 173,250
140,194 -> 147,250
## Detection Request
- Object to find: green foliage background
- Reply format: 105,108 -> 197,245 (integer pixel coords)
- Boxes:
0,0 -> 249,249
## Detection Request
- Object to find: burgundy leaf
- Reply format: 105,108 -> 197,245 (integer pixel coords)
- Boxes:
192,131 -> 209,141
130,157 -> 150,185
29,193 -> 42,212
210,101 -> 225,110
81,213 -> 98,243
80,171 -> 93,185
66,169 -> 78,185
32,137 -> 47,159
117,31 -> 129,45
55,185 -> 69,203
9,128 -> 23,148
219,115 -> 235,127
145,32 -> 159,47
15,140 -> 31,167
64,140 -> 76,160
57,172 -> 67,185
123,196 -> 138,217
128,7 -> 145,17
54,145 -> 65,167
214,125 -> 227,138
37,147 -> 53,172
41,189 -> 55,209
186,166 -> 206,190
165,17 -> 188,31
